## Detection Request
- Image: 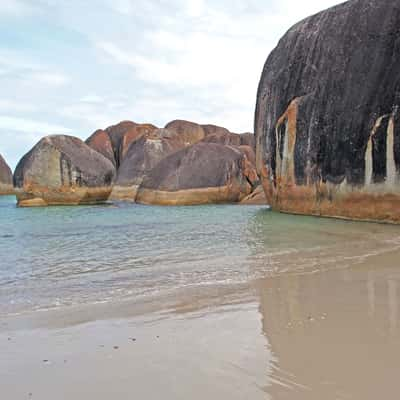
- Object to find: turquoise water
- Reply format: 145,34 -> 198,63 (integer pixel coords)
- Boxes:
1,195 -> 400,317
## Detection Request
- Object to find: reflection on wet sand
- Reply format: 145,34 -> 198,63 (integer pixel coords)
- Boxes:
2,208 -> 400,400
255,255 -> 400,399
243,211 -> 400,399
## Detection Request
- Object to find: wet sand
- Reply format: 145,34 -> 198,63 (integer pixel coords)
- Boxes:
2,240 -> 400,399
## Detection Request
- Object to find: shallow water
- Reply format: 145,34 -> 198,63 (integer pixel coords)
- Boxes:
1,195 -> 400,317
2,195 -> 400,399
1,195 -> 266,315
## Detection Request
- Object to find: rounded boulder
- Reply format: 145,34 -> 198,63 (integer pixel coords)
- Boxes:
14,135 -> 116,207
0,154 -> 13,195
136,142 -> 257,205
110,130 -> 185,201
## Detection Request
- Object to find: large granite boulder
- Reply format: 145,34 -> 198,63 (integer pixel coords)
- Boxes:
14,135 -> 116,207
136,142 -> 258,205
239,133 -> 255,149
237,145 -> 256,167
202,129 -> 257,169
110,129 -> 185,200
255,0 -> 400,223
201,124 -> 231,137
202,126 -> 256,149
202,131 -> 241,146
85,129 -> 115,166
240,185 -> 267,205
164,120 -> 206,145
105,120 -> 138,166
86,121 -> 158,168
0,154 -> 13,195
119,123 -> 158,162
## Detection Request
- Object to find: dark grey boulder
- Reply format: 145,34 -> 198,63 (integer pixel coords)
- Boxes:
110,130 -> 185,200
136,142 -> 258,205
14,135 -> 116,206
255,0 -> 400,222
0,154 -> 13,195
86,121 -> 158,168
164,120 -> 206,145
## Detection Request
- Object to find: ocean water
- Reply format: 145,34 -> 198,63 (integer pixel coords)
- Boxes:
1,195 -> 400,317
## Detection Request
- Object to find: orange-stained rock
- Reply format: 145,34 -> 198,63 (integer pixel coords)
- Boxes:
14,135 -> 116,207
86,121 -> 158,168
202,126 -> 255,149
239,133 -> 255,148
0,153 -> 13,195
85,129 -> 115,166
255,0 -> 400,223
164,120 -> 206,145
240,185 -> 267,205
201,124 -> 231,137
105,120 -> 138,151
110,129 -> 186,201
237,145 -> 256,167
136,142 -> 258,206
119,123 -> 158,162
202,132 -> 241,146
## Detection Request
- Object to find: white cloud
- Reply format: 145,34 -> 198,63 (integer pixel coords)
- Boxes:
80,95 -> 105,104
0,115 -> 75,168
30,72 -> 69,86
0,99 -> 37,113
108,0 -> 134,15
185,0 -> 205,17
0,0 -> 345,167
0,50 -> 70,88
59,103 -> 131,131
93,0 -> 342,133
0,0 -> 34,17
0,116 -> 73,135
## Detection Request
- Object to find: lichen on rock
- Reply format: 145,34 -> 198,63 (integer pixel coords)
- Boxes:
255,0 -> 400,222
14,135 -> 116,207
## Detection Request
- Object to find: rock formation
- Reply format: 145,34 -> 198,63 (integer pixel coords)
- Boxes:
202,131 -> 241,146
86,121 -> 157,168
164,120 -> 206,145
0,154 -> 13,195
14,135 -> 116,206
202,125 -> 255,149
136,142 -> 259,205
240,185 -> 267,205
239,133 -> 255,148
110,129 -> 185,200
102,119 -> 263,204
105,120 -> 138,167
255,0 -> 400,222
85,129 -> 115,166
11,117 -> 262,207
119,123 -> 158,162
201,124 -> 230,136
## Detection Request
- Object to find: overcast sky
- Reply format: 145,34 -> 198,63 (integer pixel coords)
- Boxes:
0,0 -> 343,168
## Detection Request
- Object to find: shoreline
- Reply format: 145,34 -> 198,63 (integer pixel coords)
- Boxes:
2,246 -> 400,399
2,196 -> 400,399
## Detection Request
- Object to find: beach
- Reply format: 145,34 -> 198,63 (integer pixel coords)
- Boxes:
1,195 -> 400,399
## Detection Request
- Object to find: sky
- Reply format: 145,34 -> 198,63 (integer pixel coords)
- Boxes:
0,0 -> 343,169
